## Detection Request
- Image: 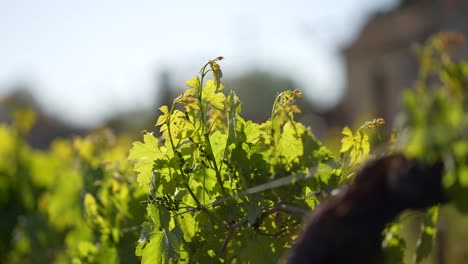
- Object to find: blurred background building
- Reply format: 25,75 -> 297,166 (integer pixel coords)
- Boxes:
331,0 -> 468,128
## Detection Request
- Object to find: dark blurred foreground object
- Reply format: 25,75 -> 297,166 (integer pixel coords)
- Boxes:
288,154 -> 446,264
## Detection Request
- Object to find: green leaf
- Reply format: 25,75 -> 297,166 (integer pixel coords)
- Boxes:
340,127 -> 354,153
176,214 -> 196,242
136,232 -> 166,264
315,163 -> 337,188
202,80 -> 225,110
138,205 -> 183,263
147,204 -> 162,227
192,168 -> 218,195
415,206 -> 439,263
209,131 -> 228,165
185,76 -> 201,90
244,120 -> 264,143
244,197 -> 263,225
128,133 -> 163,188
166,227 -> 183,260
177,90 -> 199,110
156,105 -> 170,126
239,235 -> 276,263
277,122 -> 303,163
355,132 -> 370,162
340,126 -> 370,164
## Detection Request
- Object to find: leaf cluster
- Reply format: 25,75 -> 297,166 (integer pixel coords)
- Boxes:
128,57 -> 387,263
0,115 -> 145,263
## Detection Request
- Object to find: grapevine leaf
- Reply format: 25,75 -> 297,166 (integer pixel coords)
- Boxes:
244,197 -> 263,225
139,221 -> 153,244
139,205 -> 183,262
192,168 -> 217,194
209,131 -> 228,164
136,232 -> 166,264
176,214 -> 196,242
147,204 -> 162,227
361,133 -> 370,153
340,127 -> 354,153
152,163 -> 176,194
166,226 -> 183,260
202,80 -> 225,110
415,206 -> 439,263
185,76 -> 201,90
239,236 -> 276,263
160,109 -> 190,139
128,133 -> 163,188
244,120 -> 264,143
304,186 -> 319,208
316,163 -> 337,188
156,105 -> 170,126
301,129 -> 323,166
178,90 -> 199,110
355,132 -> 370,162
340,127 -> 370,164
278,122 -> 304,163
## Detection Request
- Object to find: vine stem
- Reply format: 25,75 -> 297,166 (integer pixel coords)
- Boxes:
220,202 -> 307,255
198,62 -> 227,196
270,91 -> 285,118
166,102 -> 201,207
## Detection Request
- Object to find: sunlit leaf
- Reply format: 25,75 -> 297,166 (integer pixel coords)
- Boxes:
340,127 -> 354,153
136,232 -> 166,264
156,105 -> 170,126
185,76 -> 201,90
128,133 -> 163,187
202,80 -> 225,110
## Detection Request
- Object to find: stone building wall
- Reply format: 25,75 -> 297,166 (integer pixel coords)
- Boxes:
332,0 -> 468,128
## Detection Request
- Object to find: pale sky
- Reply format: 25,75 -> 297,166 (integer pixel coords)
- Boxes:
0,0 -> 398,127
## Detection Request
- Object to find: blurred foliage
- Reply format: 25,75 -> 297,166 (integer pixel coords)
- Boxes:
389,31 -> 468,263
0,110 -> 146,263
400,32 -> 468,215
